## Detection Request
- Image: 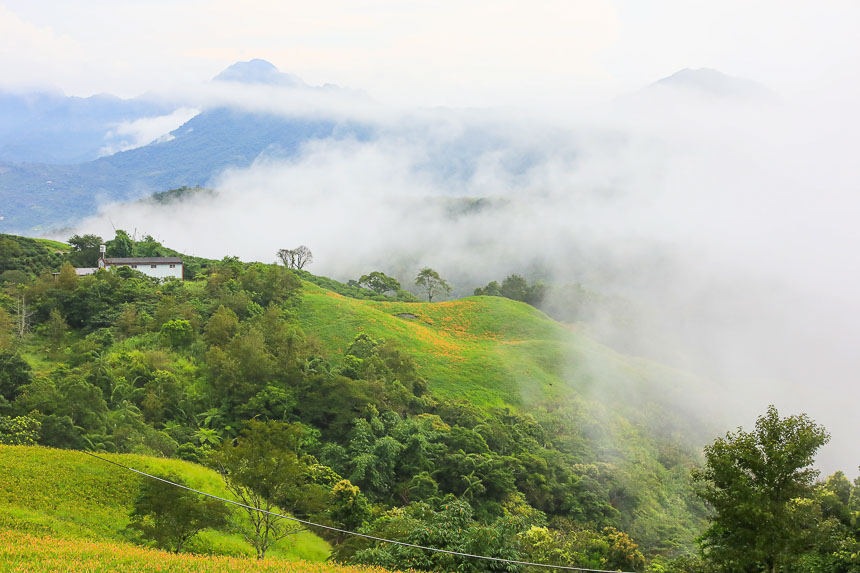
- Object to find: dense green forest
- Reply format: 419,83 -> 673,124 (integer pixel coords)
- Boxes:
1,232 -> 857,572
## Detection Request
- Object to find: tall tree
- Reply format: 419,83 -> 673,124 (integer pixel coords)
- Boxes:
415,268 -> 451,302
106,230 -> 134,258
292,245 -> 313,269
276,246 -> 313,270
276,248 -> 294,269
693,405 -> 830,573
358,272 -> 400,295
43,308 -> 69,354
208,420 -> 319,559
127,473 -> 230,553
67,234 -> 103,267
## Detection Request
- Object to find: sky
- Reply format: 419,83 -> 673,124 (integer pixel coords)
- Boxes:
3,1 -> 860,472
1,1 -> 858,107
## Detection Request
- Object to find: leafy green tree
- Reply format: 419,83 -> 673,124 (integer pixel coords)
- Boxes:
66,234 -> 103,267
0,309 -> 13,353
0,236 -> 22,271
693,406 -> 830,573
499,274 -> 529,301
0,270 -> 29,285
475,274 -> 546,306
55,262 -> 78,290
159,319 -> 194,348
787,471 -> 860,573
203,305 -> 239,347
328,479 -> 371,543
106,230 -> 134,258
347,499 -> 524,572
43,308 -> 69,353
415,268 -> 451,302
358,272 -> 401,295
207,327 -> 273,407
474,280 -> 502,297
0,351 -> 31,402
134,235 -> 168,257
208,420 -> 324,559
603,526 -> 646,572
127,473 -> 230,553
114,304 -> 145,339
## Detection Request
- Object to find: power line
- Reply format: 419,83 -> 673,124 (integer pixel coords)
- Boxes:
82,450 -> 634,573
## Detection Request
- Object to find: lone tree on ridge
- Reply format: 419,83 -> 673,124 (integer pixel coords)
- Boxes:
415,267 -> 451,302
277,246 -> 313,270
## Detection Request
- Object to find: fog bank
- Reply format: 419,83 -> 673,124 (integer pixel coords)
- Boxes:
70,86 -> 860,475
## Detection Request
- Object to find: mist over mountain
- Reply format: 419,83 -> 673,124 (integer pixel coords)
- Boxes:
0,60 -> 377,231
649,67 -> 777,100
213,58 -> 306,88
0,63 -> 769,233
0,89 -> 179,164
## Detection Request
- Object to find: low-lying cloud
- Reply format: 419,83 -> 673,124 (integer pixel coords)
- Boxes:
98,107 -> 199,156
70,85 -> 860,475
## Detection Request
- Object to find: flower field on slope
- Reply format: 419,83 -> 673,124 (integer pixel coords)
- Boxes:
0,530 -> 404,573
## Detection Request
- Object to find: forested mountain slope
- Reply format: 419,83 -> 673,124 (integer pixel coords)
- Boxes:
0,109 -> 357,232
0,232 -> 715,570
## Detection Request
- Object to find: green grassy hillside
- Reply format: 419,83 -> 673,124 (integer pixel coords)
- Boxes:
299,282 -> 704,407
296,283 -> 714,552
0,445 -> 330,561
0,236 -> 717,566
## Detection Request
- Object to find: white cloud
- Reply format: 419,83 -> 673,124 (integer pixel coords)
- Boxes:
0,4 -> 85,90
98,107 -> 199,156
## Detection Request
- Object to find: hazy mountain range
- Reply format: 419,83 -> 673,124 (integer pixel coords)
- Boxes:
0,62 -> 771,233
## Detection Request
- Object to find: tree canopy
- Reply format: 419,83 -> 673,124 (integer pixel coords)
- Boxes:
67,234 -> 103,267
358,271 -> 400,295
127,473 -> 230,553
693,405 -> 831,573
415,267 -> 451,302
208,420 -> 330,559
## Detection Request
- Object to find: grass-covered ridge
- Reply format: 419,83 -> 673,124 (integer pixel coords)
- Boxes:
298,281 -> 706,421
0,445 -> 330,561
296,282 -> 713,552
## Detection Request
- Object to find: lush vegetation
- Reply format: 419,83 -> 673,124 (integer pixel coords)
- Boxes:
0,445 -> 329,561
691,407 -> 860,573
1,232 -> 857,572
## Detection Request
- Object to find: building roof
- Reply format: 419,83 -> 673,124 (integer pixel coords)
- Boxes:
103,257 -> 183,264
74,267 -> 98,275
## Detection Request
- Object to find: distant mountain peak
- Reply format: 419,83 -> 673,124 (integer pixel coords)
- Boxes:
652,68 -> 776,100
213,59 -> 305,87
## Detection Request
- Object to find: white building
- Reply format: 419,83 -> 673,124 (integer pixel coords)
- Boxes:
98,256 -> 184,280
